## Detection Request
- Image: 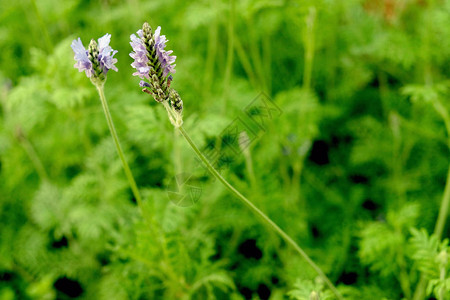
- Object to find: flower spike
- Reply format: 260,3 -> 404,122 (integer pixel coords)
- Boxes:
130,22 -> 182,127
130,22 -> 176,102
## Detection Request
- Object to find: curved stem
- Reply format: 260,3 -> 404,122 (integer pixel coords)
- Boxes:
433,100 -> 450,149
303,7 -> 316,90
16,127 -> 49,182
413,98 -> 450,300
29,0 -> 53,53
435,168 -> 450,240
95,85 -> 144,211
177,125 -> 343,300
413,167 -> 450,300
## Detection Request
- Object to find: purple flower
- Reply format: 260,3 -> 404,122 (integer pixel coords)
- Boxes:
71,33 -> 118,78
153,27 -> 176,77
129,25 -> 176,79
129,30 -> 150,79
71,38 -> 93,77
97,34 -> 118,73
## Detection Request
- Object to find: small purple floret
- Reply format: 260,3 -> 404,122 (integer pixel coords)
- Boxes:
98,34 -> 118,73
153,26 -> 176,77
129,30 -> 151,79
139,80 -> 151,88
71,38 -> 93,77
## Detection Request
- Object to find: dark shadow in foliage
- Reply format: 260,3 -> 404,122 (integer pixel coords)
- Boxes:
210,243 -> 223,262
257,283 -> 271,300
349,174 -> 369,184
54,277 -> 83,298
308,140 -> 330,165
350,89 -> 384,118
64,165 -> 82,181
0,271 -> 14,282
0,271 -> 31,299
50,236 -> 69,249
129,192 -> 137,205
361,199 -> 381,220
131,150 -> 166,189
337,271 -> 358,285
331,134 -> 353,148
96,251 -> 111,266
239,286 -> 253,300
368,72 -> 402,89
362,199 -> 379,211
311,224 -> 321,239
238,239 -> 263,260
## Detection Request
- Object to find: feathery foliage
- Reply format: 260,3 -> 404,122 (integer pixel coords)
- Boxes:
0,0 -> 449,299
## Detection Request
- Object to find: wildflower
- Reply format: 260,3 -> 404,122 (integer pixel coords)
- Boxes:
71,33 -> 118,84
129,22 -> 176,102
130,22 -> 182,127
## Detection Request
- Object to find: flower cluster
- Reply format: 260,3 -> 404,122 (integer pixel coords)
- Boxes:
71,24 -> 183,127
130,24 -> 176,79
129,22 -> 182,127
129,23 -> 176,102
71,33 -> 118,84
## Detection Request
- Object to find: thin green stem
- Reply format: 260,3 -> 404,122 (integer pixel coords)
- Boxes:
203,5 -> 218,97
303,7 -> 316,90
177,125 -> 343,300
413,97 -> 450,300
95,85 -> 144,211
413,168 -> 449,300
16,128 -> 49,182
435,166 -> 450,240
30,0 -> 52,53
262,31 -> 272,95
173,127 -> 182,176
234,34 -> 258,89
433,100 -> 450,149
247,14 -> 265,92
243,148 -> 257,191
438,256 -> 446,300
223,0 -> 235,96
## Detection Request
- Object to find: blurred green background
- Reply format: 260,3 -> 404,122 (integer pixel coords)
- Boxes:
0,0 -> 449,299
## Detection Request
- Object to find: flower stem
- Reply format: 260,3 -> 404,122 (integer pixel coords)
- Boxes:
435,167 -> 450,240
30,0 -> 53,53
95,85 -> 144,211
413,98 -> 450,300
413,167 -> 450,300
16,127 -> 49,182
177,125 -> 343,300
303,7 -> 316,90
